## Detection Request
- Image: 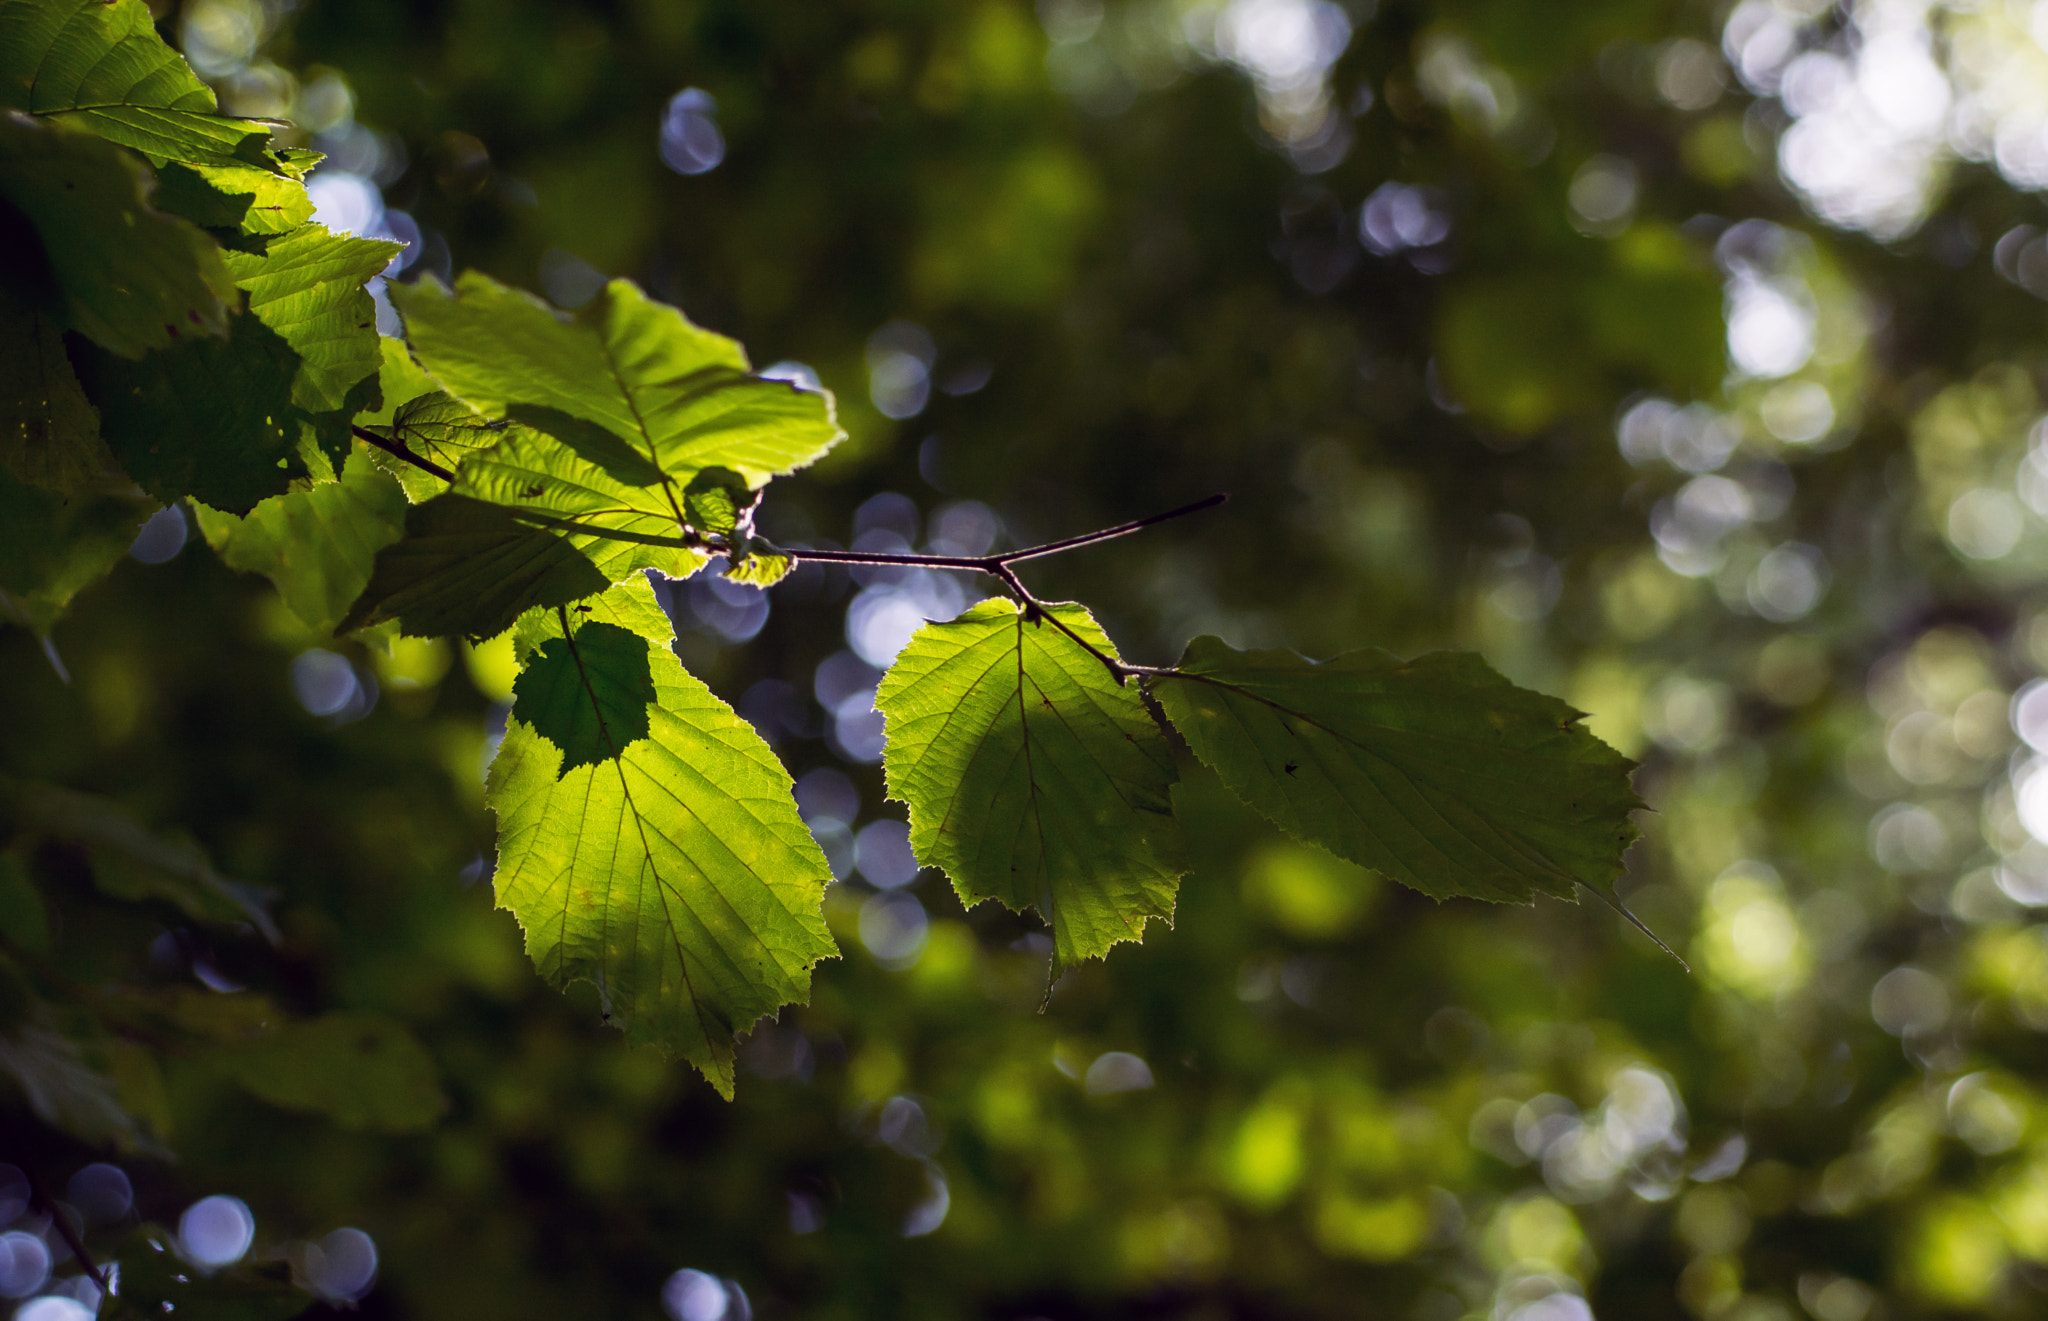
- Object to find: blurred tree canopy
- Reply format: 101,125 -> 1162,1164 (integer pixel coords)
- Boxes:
12,0 -> 2048,1317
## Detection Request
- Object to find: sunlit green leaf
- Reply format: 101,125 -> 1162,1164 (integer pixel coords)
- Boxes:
220,1013 -> 447,1132
393,273 -> 841,580
193,443 -> 408,636
1151,639 -> 1642,905
339,493 -> 609,640
490,575 -> 836,1095
153,158 -> 314,237
363,389 -> 506,502
683,465 -> 752,537
876,598 -> 1186,966
222,223 -> 399,414
0,0 -> 292,174
0,112 -> 236,357
724,551 -> 793,588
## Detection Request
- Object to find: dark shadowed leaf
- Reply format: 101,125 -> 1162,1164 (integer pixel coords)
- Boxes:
0,112 -> 236,357
1151,638 -> 1642,905
510,618 -> 657,775
338,493 -> 609,639
220,1013 -> 446,1132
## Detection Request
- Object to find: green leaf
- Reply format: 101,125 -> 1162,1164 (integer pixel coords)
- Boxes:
393,273 -> 841,578
193,443 -> 409,636
0,112 -> 236,357
0,1015 -> 148,1150
0,281 -> 111,497
0,776 -> 278,938
220,1012 -> 447,1132
0,466 -> 152,634
154,158 -> 314,237
338,493 -> 609,640
510,619 -> 657,776
724,551 -> 793,588
364,389 -> 507,501
490,575 -> 836,1095
1150,639 -> 1643,905
875,598 -> 1186,967
85,306 -> 307,512
683,465 -> 751,536
0,0 -> 293,175
221,223 -> 398,414
447,413 -> 710,581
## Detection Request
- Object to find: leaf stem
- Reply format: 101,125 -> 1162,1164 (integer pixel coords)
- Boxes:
351,424 -> 455,482
352,428 -> 1229,580
24,1165 -> 106,1293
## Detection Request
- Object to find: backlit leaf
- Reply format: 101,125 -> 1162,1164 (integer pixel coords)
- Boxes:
193,443 -> 409,636
153,158 -> 314,237
875,598 -> 1186,967
1150,638 -> 1642,905
0,0 -> 293,174
393,273 -> 841,579
490,575 -> 836,1095
338,493 -> 609,640
222,223 -> 399,414
362,389 -> 506,502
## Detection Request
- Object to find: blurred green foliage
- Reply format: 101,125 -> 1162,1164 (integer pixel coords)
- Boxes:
14,0 -> 2048,1317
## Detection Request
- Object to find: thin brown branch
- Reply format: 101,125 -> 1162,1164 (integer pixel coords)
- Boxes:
24,1165 -> 107,1293
350,424 -> 455,482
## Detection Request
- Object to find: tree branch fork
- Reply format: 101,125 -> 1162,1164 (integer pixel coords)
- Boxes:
350,422 -> 1220,683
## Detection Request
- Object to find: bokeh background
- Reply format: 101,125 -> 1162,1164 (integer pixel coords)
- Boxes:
12,0 -> 2048,1316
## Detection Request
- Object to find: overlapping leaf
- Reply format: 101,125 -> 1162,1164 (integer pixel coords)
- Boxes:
1150,639 -> 1642,905
876,599 -> 1186,966
510,620 -> 656,776
338,494 -> 608,640
85,308 -> 306,512
0,281 -> 109,496
193,443 -> 408,636
392,273 -> 841,580
154,158 -> 315,238
362,389 -> 506,502
0,467 -> 152,634
0,0 -> 292,174
490,576 -> 836,1095
0,112 -> 235,357
222,224 -> 398,414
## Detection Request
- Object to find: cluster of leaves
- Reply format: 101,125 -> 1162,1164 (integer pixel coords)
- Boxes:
0,0 -> 1653,1119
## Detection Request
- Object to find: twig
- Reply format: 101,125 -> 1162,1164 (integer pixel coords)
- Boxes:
351,426 -> 1228,578
23,1166 -> 107,1294
350,424 -> 454,482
